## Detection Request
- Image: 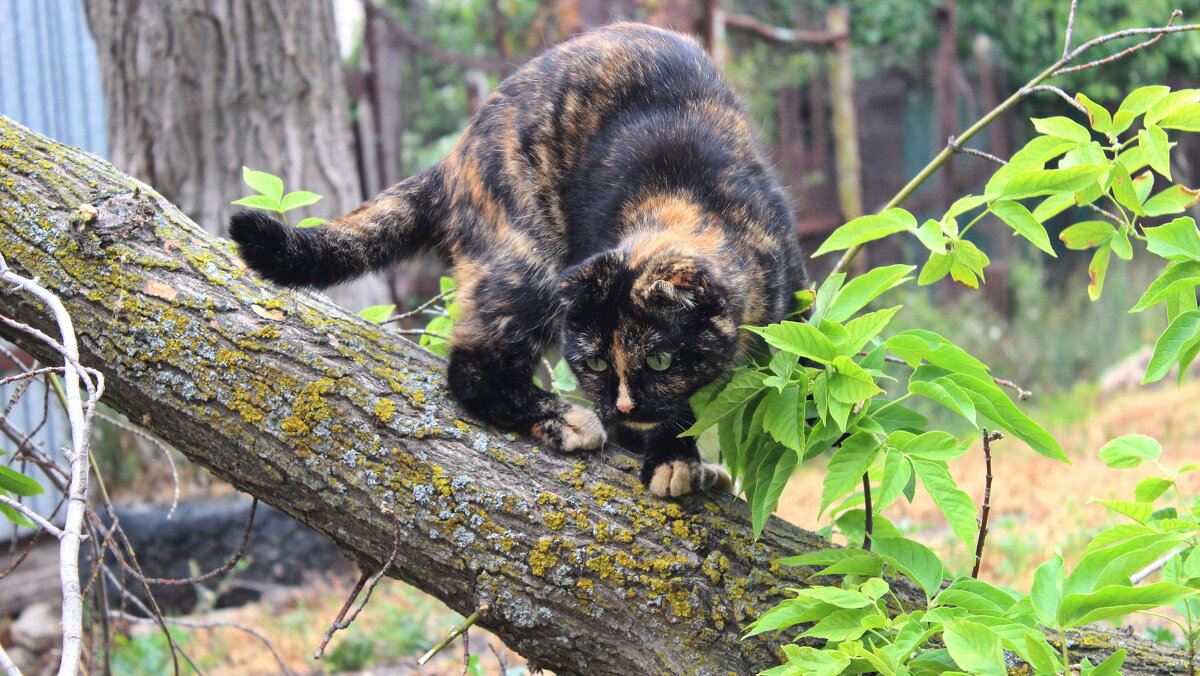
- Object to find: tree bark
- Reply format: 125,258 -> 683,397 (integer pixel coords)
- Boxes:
82,0 -> 391,308
1,116 -> 1195,675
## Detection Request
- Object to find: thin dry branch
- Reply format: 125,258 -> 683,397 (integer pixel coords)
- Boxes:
971,429 -> 1002,579
0,494 -> 64,539
724,11 -> 845,45
110,611 -> 293,676
313,515 -> 401,660
1056,11 -> 1186,75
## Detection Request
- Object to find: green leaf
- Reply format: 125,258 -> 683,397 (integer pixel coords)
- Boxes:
1118,86 -> 1171,117
817,555 -> 885,577
1138,124 -> 1172,180
1090,499 -> 1155,524
1098,434 -> 1162,468
1143,311 -> 1200,384
744,599 -> 835,638
887,329 -> 990,378
912,458 -> 979,548
798,608 -> 871,641
749,446 -> 798,537
279,190 -> 323,212
1110,164 -> 1146,216
948,239 -> 989,289
551,358 -> 578,392
748,322 -> 837,364
230,194 -> 283,211
828,356 -> 883,403
999,164 -> 1107,200
1059,221 -> 1114,250
242,167 -> 284,202
1082,650 -> 1127,676
1075,94 -> 1113,133
296,217 -> 326,228
1030,555 -> 1064,627
0,466 -> 43,497
825,264 -> 914,323
940,372 -> 1067,462
1032,192 -> 1078,223
873,536 -> 944,599
876,450 -> 912,511
1032,116 -> 1091,142
915,219 -> 946,253
0,503 -> 34,528
1145,89 -> 1200,126
943,621 -> 1006,676
901,431 -> 965,461
843,306 -> 901,355
989,200 -> 1055,256
1130,261 -> 1200,313
776,548 -> 872,568
1145,217 -> 1200,261
683,370 -> 766,436
1134,477 -> 1174,503
356,304 -> 395,323
762,646 -> 850,676
820,432 -> 879,516
918,251 -> 954,285
985,136 -> 1076,198
792,587 -> 875,609
762,385 -> 804,452
1143,186 -> 1200,218
1088,244 -> 1111,301
1159,103 -> 1200,131
909,377 -> 977,425
1059,582 -> 1198,628
813,209 -> 916,257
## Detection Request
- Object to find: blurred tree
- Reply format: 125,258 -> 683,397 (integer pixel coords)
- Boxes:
83,0 -> 392,306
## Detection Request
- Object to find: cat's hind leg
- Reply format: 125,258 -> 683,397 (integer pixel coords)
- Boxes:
446,267 -> 606,454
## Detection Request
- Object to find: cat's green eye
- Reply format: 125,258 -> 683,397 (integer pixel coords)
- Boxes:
585,357 -> 608,372
645,353 -> 672,371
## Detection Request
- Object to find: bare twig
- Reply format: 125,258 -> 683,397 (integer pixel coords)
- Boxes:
314,516 -> 402,660
381,289 -> 451,326
948,135 -> 1007,166
461,624 -> 472,676
489,642 -> 509,673
110,611 -> 294,676
992,376 -> 1032,400
1019,84 -> 1090,114
0,643 -> 21,676
0,255 -> 103,676
98,499 -> 257,586
396,329 -> 451,340
1063,0 -> 1080,58
0,494 -> 64,538
420,609 -> 484,666
0,366 -> 65,387
1131,545 -> 1187,584
96,412 -> 182,519
1056,11 -> 1186,75
971,429 -> 1003,579
723,11 -> 845,45
861,472 -> 873,552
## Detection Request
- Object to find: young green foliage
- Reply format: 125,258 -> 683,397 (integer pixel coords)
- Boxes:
231,167 -> 327,228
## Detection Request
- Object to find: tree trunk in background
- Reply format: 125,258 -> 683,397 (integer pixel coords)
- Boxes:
82,0 -> 391,308
3,115 -> 1197,676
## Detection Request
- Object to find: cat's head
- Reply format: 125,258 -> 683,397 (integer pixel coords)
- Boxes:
557,246 -> 741,431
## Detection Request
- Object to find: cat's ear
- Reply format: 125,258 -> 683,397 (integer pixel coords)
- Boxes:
636,257 -> 723,314
557,250 -> 625,306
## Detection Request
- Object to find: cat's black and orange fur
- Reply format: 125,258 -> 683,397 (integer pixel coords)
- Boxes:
231,23 -> 806,497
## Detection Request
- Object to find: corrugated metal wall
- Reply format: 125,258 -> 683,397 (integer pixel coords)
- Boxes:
0,0 -> 107,155
0,0 -> 102,539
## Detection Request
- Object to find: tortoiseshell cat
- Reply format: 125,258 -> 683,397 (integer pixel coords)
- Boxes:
230,23 -> 806,498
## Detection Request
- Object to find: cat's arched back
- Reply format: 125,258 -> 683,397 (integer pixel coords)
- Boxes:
231,23 -> 807,498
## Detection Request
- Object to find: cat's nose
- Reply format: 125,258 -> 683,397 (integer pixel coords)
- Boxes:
616,398 -> 635,413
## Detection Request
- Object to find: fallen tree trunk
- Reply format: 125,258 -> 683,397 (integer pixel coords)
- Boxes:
0,116 -> 1194,675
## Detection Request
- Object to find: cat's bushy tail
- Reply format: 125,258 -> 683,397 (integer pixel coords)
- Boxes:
229,166 -> 447,289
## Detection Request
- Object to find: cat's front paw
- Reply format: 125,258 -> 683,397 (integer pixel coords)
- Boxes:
643,460 -> 733,498
531,406 -> 606,454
